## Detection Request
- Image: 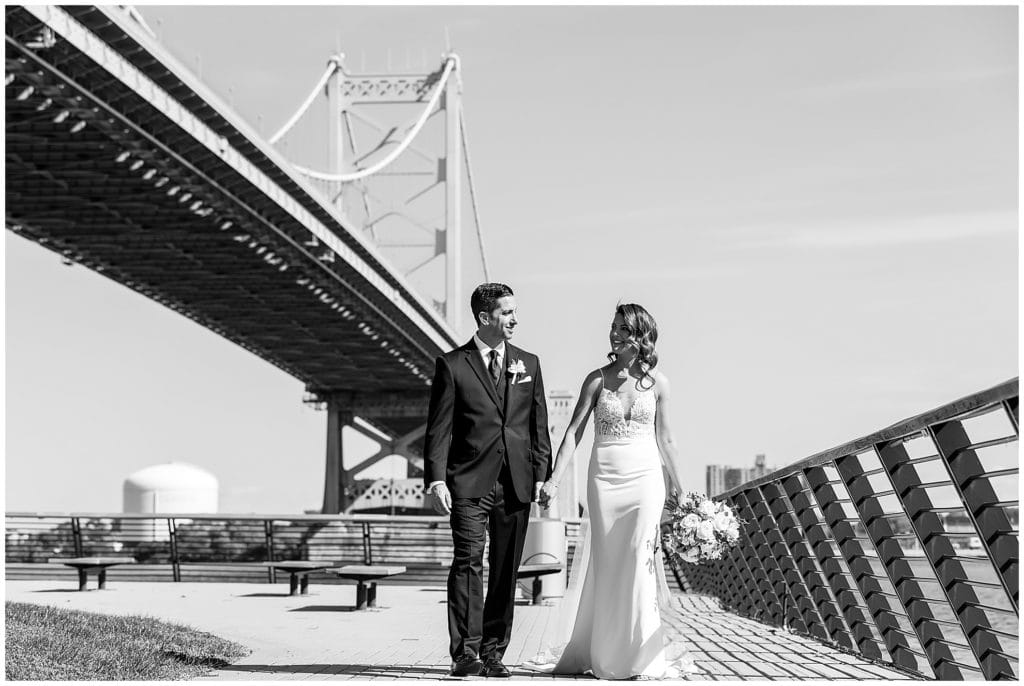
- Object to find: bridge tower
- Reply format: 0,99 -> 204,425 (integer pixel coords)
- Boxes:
270,52 -> 487,513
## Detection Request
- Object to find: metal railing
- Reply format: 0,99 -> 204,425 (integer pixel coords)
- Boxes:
6,512 -> 588,589
5,513 -> 453,583
673,378 -> 1019,680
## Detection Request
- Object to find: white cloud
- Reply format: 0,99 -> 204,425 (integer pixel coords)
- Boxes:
798,66 -> 1014,101
516,263 -> 740,285
721,210 -> 1016,251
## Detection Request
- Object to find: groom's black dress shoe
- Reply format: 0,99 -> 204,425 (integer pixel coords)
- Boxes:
482,657 -> 511,678
450,655 -> 484,677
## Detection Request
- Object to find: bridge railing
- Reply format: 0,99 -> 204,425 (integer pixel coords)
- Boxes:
672,378 -> 1018,680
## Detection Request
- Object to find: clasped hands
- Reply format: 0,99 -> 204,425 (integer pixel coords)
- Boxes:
537,480 -> 558,509
427,480 -> 557,514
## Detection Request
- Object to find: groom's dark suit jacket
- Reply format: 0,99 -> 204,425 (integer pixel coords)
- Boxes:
423,340 -> 552,504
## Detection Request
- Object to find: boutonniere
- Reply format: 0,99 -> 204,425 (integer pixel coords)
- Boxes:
507,359 -> 527,384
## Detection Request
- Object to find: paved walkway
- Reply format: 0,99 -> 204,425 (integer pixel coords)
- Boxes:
5,580 -> 917,680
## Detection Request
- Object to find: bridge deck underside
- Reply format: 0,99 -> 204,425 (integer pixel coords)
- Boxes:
5,6 -> 452,436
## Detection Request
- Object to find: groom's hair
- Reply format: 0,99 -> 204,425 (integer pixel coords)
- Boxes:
471,283 -> 514,325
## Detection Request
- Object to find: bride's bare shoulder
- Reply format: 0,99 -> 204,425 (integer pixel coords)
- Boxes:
583,368 -> 606,390
651,369 -> 672,395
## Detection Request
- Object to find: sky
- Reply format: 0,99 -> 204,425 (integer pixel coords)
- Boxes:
5,4 -> 1018,514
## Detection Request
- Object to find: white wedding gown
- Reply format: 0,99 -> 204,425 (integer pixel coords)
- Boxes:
527,385 -> 697,679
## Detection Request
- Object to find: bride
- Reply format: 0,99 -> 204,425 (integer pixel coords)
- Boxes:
531,303 -> 696,679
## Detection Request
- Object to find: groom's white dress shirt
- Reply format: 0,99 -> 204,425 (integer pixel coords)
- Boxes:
428,334 -> 505,494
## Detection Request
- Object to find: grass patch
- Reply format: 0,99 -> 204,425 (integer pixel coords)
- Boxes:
5,602 -> 249,680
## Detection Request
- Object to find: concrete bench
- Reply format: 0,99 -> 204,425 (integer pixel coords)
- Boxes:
48,557 -> 136,591
517,562 -> 563,605
257,561 -> 339,595
330,564 -> 406,609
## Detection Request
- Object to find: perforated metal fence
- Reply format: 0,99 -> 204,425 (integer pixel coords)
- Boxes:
672,378 -> 1019,680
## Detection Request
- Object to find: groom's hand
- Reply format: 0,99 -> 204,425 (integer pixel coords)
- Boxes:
428,483 -> 452,515
533,481 -> 544,505
538,481 -> 557,509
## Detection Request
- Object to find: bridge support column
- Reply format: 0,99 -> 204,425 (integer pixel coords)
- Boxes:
326,53 -> 346,212
343,423 -> 426,483
321,399 -> 354,514
313,390 -> 431,513
443,58 -> 462,333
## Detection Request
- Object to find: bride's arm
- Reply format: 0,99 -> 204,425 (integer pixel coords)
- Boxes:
540,370 -> 603,503
654,372 -> 685,495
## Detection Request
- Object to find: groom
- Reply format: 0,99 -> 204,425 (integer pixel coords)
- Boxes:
423,282 -> 552,677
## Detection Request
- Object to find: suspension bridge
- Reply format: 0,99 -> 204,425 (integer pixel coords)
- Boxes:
5,4 -> 488,513
5,5 -> 1018,681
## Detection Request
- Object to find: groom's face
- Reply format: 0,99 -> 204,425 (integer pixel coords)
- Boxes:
479,295 -> 518,341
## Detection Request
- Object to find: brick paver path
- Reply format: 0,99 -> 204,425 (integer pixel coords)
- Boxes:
4,580 -> 917,680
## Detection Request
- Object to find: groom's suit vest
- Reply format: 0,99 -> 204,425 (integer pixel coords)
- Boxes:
423,340 -> 552,503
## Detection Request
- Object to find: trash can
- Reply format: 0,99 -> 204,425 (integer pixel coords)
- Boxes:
519,517 -> 567,602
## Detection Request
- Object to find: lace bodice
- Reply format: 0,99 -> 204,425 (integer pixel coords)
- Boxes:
594,388 -> 656,439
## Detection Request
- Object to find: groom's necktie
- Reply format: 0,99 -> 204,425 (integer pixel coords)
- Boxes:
488,349 -> 502,388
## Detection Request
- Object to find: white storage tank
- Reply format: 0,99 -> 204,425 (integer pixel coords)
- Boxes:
123,462 -> 218,541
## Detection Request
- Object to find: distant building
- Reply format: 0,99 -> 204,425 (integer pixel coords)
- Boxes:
706,465 -> 747,497
705,454 -> 777,497
706,464 -> 725,498
543,390 -> 579,519
748,453 -> 772,481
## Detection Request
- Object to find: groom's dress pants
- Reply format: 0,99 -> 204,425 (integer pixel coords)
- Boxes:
448,461 -> 530,661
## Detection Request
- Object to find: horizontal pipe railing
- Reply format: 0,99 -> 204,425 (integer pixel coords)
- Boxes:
6,515 -> 452,568
5,513 -> 589,589
5,512 -> 451,522
674,378 -> 1018,680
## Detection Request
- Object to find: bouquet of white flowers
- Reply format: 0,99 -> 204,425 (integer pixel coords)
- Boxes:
662,492 -> 743,564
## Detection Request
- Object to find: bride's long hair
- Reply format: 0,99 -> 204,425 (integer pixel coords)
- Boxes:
607,303 -> 659,389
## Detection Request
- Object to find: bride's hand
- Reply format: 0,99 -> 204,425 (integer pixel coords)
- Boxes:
539,480 -> 558,509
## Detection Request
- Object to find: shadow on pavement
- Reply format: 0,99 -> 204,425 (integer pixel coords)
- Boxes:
286,604 -> 378,612
217,663 -> 455,678
236,592 -> 298,598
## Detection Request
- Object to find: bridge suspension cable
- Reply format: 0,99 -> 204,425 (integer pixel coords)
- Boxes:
268,56 -> 342,145
459,106 -> 489,281
284,57 -> 457,183
269,52 -> 488,282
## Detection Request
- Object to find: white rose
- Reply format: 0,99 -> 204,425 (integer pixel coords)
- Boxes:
681,513 -> 700,530
726,527 -> 740,543
681,547 -> 700,563
700,542 -> 716,557
698,499 -> 717,517
713,512 -> 731,532
696,521 -> 715,541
